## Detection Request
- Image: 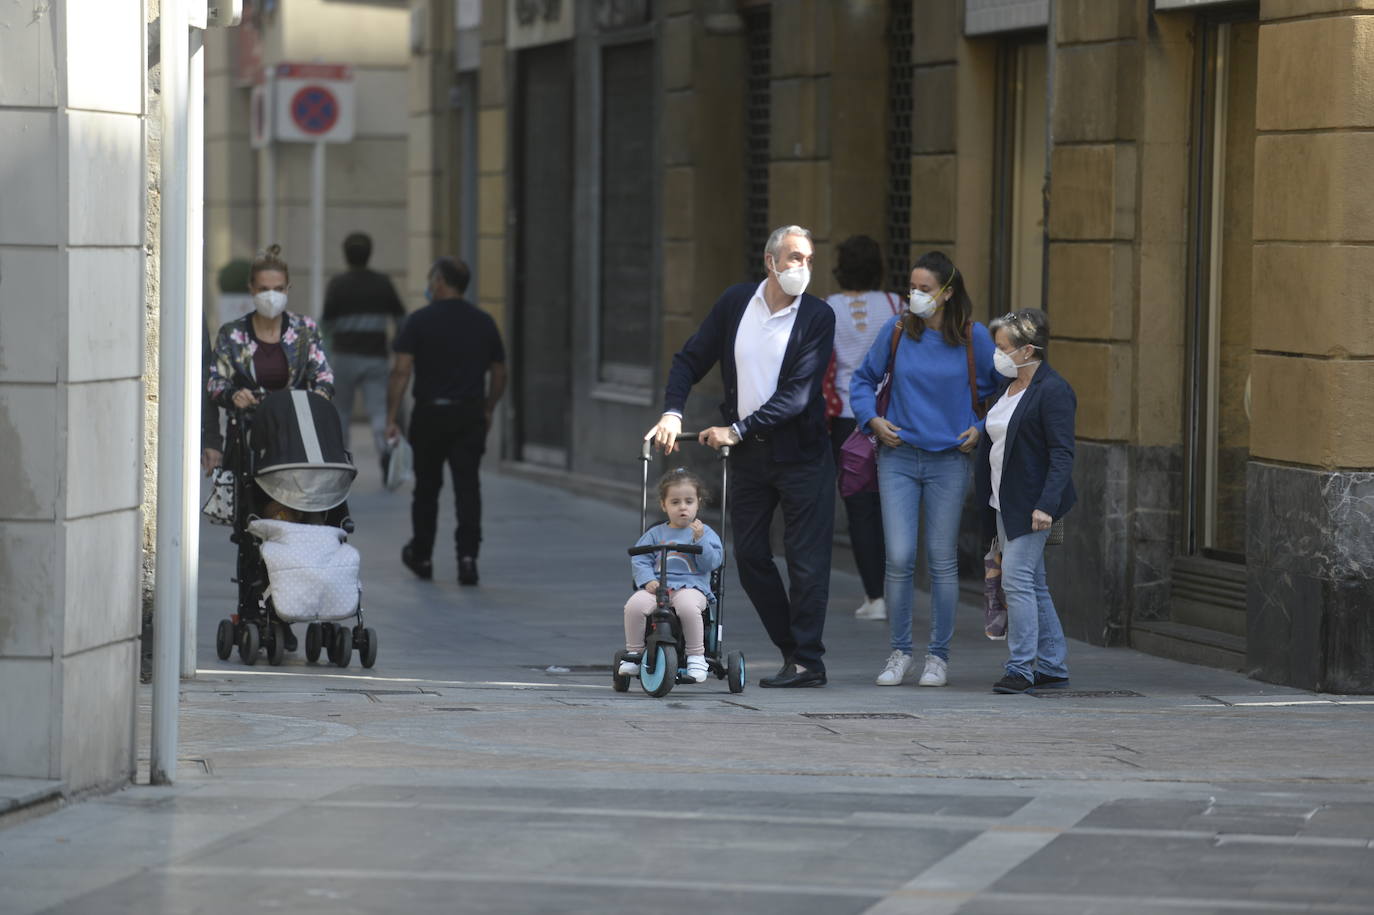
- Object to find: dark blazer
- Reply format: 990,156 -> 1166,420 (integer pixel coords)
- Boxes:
664,282 -> 835,463
974,363 -> 1077,543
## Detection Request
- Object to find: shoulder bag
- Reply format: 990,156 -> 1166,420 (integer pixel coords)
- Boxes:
837,318 -> 904,498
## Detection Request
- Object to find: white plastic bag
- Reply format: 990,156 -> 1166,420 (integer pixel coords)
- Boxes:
248,518 -> 361,622
384,434 -> 414,492
201,469 -> 235,525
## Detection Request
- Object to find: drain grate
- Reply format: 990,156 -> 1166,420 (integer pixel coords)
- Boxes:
533,665 -> 612,674
325,688 -> 438,696
801,712 -> 918,720
1032,689 -> 1144,699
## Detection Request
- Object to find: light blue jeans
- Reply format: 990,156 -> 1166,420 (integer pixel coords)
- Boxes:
877,446 -> 970,659
330,353 -> 390,455
996,512 -> 1068,680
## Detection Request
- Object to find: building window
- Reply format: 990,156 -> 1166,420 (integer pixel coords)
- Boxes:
990,39 -> 1046,316
885,0 -> 914,293
743,6 -> 771,282
1185,17 -> 1258,561
598,39 -> 655,388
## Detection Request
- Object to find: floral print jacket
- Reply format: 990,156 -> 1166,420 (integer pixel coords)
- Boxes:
208,311 -> 335,407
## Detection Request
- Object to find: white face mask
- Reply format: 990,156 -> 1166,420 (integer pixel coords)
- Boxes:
994,347 -> 1039,378
770,258 -> 811,297
908,290 -> 938,318
253,290 -> 288,319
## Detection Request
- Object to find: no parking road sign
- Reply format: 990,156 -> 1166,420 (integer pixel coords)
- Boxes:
273,63 -> 355,143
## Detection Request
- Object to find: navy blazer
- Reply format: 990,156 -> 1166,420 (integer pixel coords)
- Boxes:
974,363 -> 1077,543
663,282 -> 835,463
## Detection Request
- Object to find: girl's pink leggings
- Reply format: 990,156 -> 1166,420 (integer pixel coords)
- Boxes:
623,588 -> 706,657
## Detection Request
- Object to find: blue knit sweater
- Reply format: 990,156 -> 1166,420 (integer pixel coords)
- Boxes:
850,316 -> 1001,452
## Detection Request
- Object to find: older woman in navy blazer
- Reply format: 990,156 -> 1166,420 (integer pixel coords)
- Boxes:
973,308 -> 1076,694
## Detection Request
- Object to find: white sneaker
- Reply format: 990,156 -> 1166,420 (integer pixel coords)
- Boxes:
917,654 -> 947,687
855,597 -> 887,620
686,655 -> 709,683
617,660 -> 640,676
875,651 -> 914,686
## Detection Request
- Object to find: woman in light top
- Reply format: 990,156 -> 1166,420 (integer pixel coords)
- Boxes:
824,236 -> 903,622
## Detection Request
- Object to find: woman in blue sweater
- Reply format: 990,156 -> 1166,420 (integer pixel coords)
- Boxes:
850,252 -> 1000,688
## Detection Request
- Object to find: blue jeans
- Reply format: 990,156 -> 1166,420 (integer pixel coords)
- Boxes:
996,512 -> 1068,680
877,446 -> 969,659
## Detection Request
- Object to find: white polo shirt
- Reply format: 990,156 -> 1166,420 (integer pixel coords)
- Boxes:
734,281 -> 801,422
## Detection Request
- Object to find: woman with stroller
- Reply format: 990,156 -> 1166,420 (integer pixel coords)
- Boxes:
208,244 -> 335,412
619,468 -> 724,684
849,251 -> 1000,689
209,244 -> 335,653
974,308 -> 1076,693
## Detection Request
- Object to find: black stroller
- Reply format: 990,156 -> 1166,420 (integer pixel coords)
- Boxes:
611,435 -> 746,697
213,389 -> 378,668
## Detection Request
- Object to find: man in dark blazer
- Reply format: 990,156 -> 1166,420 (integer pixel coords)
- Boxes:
645,225 -> 836,687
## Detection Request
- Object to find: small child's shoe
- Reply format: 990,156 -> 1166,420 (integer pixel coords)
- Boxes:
617,659 -> 640,676
686,655 -> 709,683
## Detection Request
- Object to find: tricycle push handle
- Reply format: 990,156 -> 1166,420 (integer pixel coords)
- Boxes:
628,543 -> 704,557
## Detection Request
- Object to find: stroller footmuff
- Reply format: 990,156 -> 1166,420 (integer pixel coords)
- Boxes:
214,390 -> 378,669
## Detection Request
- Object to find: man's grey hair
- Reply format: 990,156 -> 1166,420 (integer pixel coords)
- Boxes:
764,225 -> 814,261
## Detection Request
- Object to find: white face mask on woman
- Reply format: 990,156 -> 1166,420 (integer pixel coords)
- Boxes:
253,290 -> 288,319
994,346 -> 1040,378
908,290 -> 938,318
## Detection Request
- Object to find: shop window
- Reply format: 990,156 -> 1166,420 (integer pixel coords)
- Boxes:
991,39 -> 1046,316
1185,17 -> 1258,561
598,39 -> 655,388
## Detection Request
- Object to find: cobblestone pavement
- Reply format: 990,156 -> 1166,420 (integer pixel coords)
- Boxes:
2,437 -> 1372,914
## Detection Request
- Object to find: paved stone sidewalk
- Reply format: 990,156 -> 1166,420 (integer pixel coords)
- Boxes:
2,440 -> 1372,914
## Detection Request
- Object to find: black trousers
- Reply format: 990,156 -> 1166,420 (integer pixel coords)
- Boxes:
409,400 -> 487,560
728,440 -> 835,673
829,417 -> 887,600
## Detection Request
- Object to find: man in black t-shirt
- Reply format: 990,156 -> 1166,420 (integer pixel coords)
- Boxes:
323,232 -> 406,469
386,257 -> 506,585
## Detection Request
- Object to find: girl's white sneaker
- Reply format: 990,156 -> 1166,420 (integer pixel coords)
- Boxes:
617,660 -> 640,676
686,655 -> 709,682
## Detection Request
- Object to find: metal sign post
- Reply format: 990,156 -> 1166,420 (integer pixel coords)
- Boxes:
272,63 -> 355,318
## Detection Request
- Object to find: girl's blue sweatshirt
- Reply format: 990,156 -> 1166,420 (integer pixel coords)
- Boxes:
630,522 -> 724,597
849,315 -> 1001,452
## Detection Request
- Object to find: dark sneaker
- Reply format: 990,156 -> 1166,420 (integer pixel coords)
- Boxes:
402,543 -> 433,580
458,556 -> 479,586
282,625 -> 297,653
1033,673 -> 1070,689
993,673 -> 1034,694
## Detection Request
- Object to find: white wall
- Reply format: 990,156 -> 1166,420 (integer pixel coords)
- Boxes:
0,0 -> 145,791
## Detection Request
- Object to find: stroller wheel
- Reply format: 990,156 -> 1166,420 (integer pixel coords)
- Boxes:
267,622 -> 286,666
238,624 -> 259,666
333,626 -> 351,668
359,627 -> 378,669
305,623 -> 323,664
727,651 -> 746,694
215,619 -> 235,661
639,644 -> 677,698
322,623 -> 338,664
611,651 -> 630,693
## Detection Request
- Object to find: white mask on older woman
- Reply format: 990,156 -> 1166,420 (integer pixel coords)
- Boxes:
994,346 -> 1039,378
253,290 -> 288,319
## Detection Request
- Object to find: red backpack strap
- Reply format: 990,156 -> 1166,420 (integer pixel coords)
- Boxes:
964,321 -> 986,419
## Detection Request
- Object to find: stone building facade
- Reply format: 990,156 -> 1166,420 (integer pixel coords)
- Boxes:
408,0 -> 1374,692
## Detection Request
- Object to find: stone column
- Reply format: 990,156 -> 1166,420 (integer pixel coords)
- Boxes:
476,0 -> 508,331
1247,1 -> 1374,692
0,0 -> 146,790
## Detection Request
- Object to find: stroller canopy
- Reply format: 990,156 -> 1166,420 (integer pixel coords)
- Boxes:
251,390 -> 357,511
